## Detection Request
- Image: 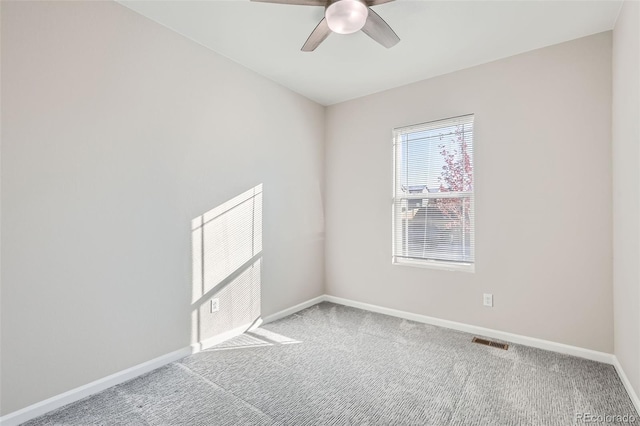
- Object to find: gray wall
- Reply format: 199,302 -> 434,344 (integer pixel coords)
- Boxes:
613,0 -> 640,398
325,32 -> 613,353
1,1 -> 324,414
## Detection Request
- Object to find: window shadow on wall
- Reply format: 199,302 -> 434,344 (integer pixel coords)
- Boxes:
191,184 -> 263,351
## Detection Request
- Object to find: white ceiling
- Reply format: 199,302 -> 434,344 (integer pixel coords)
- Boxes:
118,0 -> 622,105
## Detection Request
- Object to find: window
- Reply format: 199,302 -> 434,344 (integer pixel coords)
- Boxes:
392,114 -> 475,271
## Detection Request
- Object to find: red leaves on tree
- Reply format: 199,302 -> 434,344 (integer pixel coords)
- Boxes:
436,125 -> 473,230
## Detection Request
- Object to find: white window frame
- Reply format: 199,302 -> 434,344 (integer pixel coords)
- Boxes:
391,115 -> 475,273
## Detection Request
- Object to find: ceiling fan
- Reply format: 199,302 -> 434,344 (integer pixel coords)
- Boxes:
251,0 -> 400,52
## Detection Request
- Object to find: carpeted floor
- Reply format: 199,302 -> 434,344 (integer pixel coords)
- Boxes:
25,302 -> 637,425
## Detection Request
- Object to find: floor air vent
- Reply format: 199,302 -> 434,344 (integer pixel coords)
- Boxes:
472,337 -> 509,350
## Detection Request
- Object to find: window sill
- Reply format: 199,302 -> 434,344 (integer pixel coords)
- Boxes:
392,258 -> 475,273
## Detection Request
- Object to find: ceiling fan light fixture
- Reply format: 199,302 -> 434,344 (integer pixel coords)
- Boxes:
325,0 -> 368,35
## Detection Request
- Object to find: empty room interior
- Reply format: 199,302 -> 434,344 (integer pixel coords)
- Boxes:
1,0 -> 639,424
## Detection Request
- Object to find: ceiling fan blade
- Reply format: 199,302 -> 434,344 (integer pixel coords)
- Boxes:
251,0 -> 326,5
366,0 -> 395,5
361,7 -> 400,48
301,18 -> 331,52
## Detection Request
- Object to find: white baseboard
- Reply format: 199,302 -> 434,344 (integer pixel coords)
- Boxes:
324,295 -> 614,364
329,293 -> 640,412
262,295 -> 326,324
1,294 -> 628,425
612,356 -> 640,415
0,347 -> 192,426
0,299 -> 309,426
192,321 -> 259,353
2,320 -> 256,426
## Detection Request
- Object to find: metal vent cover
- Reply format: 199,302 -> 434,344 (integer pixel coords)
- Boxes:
472,337 -> 509,350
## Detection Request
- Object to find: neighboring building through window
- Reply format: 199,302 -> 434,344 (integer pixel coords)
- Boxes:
392,114 -> 475,271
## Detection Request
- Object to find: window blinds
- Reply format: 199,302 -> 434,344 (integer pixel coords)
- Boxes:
392,114 -> 475,267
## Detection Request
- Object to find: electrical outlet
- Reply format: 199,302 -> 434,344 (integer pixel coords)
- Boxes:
210,298 -> 219,313
483,293 -> 493,307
